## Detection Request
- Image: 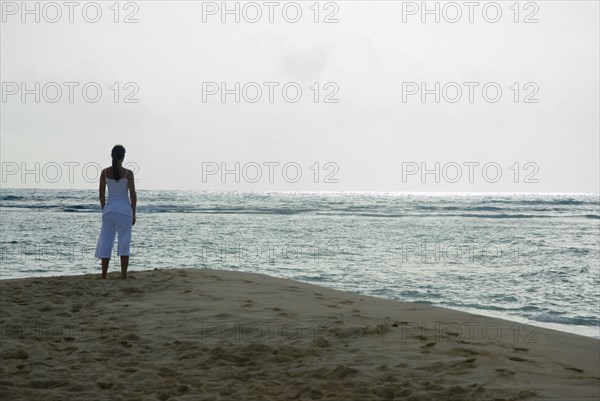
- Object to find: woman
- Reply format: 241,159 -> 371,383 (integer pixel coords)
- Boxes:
94,144 -> 137,279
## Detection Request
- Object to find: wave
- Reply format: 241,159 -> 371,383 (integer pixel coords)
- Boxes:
444,302 -> 537,313
457,213 -> 556,219
1,204 -> 62,210
63,207 -> 96,212
528,312 -> 599,327
418,205 -> 506,212
0,195 -> 25,201
440,300 -> 599,327
143,206 -> 318,215
317,212 -> 597,220
583,214 -> 600,219
2,202 -> 598,220
0,191 -> 597,222
487,198 -> 592,206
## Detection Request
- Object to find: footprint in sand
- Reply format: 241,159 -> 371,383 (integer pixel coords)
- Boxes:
2,349 -> 29,360
213,312 -> 233,318
508,356 -> 529,362
495,368 -> 516,376
446,358 -> 478,372
97,381 -> 115,390
119,287 -> 144,294
563,366 -> 584,373
421,342 -> 436,353
287,285 -> 300,292
448,348 -> 478,357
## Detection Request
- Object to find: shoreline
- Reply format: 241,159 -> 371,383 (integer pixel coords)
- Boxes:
1,268 -> 599,400
1,268 -> 598,340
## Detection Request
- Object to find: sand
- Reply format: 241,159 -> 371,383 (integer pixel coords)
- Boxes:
0,268 -> 598,401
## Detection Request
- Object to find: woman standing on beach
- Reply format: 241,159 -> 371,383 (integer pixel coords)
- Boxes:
94,145 -> 137,279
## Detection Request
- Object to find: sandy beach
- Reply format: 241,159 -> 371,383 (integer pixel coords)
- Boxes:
0,268 -> 598,400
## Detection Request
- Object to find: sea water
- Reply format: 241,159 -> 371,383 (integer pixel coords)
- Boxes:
1,189 -> 598,337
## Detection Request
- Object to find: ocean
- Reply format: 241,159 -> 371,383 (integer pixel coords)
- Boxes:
1,189 -> 599,338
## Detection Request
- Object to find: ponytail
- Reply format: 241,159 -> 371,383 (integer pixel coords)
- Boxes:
110,144 -> 126,181
112,157 -> 121,181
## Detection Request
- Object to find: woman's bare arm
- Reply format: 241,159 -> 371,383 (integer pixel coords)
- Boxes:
128,170 -> 137,224
99,169 -> 106,209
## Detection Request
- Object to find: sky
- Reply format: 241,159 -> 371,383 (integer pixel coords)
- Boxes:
1,0 -> 599,192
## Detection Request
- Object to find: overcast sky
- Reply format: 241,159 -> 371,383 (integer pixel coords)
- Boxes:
1,1 -> 598,192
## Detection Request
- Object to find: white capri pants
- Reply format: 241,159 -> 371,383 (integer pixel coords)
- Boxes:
95,212 -> 132,258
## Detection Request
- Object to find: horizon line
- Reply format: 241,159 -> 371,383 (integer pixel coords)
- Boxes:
2,188 -> 599,196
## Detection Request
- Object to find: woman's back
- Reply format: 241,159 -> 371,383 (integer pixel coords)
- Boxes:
104,167 -> 132,216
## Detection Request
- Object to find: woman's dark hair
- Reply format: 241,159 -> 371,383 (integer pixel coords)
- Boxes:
111,145 -> 126,181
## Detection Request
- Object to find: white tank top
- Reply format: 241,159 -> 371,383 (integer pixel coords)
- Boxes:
103,169 -> 132,217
